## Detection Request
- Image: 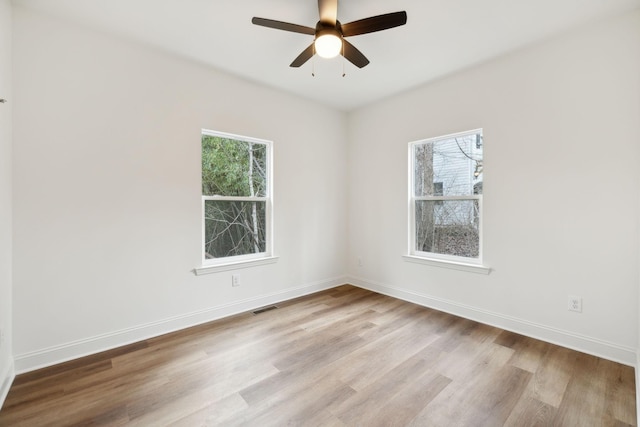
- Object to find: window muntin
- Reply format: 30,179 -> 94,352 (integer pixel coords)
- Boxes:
410,129 -> 483,263
202,130 -> 272,264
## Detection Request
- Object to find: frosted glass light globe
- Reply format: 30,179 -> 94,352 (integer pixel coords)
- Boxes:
314,34 -> 342,58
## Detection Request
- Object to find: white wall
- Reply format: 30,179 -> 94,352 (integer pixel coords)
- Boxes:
12,7 -> 348,371
348,10 -> 640,364
0,0 -> 13,408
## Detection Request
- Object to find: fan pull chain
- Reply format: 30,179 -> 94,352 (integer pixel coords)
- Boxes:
342,42 -> 346,77
312,44 -> 316,77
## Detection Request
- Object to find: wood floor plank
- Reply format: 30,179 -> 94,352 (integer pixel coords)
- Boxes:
495,330 -> 552,374
328,319 -> 441,391
332,356 -> 450,426
503,393 -> 557,427
132,389 -> 248,427
430,338 -> 515,382
0,285 -> 635,426
464,365 -> 532,426
553,353 -> 636,426
527,344 -> 575,408
331,355 -> 432,420
604,361 -> 637,425
233,374 -> 355,427
168,395 -> 248,427
375,370 -> 451,427
412,346 -> 526,426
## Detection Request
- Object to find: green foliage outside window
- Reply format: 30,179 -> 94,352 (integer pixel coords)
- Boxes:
202,136 -> 267,197
202,134 -> 268,259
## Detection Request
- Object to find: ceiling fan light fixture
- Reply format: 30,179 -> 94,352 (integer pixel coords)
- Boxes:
252,2 -> 407,69
314,33 -> 342,58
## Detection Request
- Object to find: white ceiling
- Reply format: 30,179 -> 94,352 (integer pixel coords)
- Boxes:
13,0 -> 640,111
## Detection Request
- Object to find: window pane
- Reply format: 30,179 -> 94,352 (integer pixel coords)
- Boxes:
415,199 -> 480,258
414,133 -> 483,197
204,200 -> 266,259
202,135 -> 267,197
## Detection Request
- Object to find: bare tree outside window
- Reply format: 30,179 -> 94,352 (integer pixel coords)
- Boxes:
202,133 -> 270,260
412,130 -> 483,260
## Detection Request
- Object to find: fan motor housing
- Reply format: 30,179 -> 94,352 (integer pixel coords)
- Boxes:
315,21 -> 343,39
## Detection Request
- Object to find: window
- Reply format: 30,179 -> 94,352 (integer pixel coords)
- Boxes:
409,129 -> 483,265
201,130 -> 273,267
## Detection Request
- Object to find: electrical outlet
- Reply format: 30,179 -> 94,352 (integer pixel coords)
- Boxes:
232,274 -> 241,287
568,296 -> 582,313
0,328 -> 4,347
357,257 -> 363,267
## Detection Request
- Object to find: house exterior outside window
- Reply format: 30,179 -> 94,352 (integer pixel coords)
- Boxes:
409,129 -> 483,265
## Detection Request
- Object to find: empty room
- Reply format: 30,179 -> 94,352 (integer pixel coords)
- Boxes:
1,0 -> 640,425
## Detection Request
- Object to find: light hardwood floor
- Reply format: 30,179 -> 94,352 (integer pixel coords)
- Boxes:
0,285 -> 636,426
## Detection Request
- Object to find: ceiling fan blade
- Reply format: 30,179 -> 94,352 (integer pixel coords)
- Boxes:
341,11 -> 407,37
318,0 -> 338,25
342,39 -> 369,68
252,17 -> 315,35
290,44 -> 315,67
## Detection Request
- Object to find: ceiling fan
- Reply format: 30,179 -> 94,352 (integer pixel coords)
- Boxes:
252,0 -> 407,69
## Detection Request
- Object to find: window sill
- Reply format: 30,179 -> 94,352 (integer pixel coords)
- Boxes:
194,256 -> 279,276
402,255 -> 491,275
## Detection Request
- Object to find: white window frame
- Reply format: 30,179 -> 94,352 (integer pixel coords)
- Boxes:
405,129 -> 490,274
195,130 -> 276,275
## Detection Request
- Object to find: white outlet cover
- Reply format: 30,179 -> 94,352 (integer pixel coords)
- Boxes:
568,295 -> 582,312
232,274 -> 241,287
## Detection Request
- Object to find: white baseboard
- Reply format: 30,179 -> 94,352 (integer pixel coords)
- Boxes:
348,276 -> 636,367
12,276 -> 638,374
14,276 -> 346,374
0,361 -> 15,411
